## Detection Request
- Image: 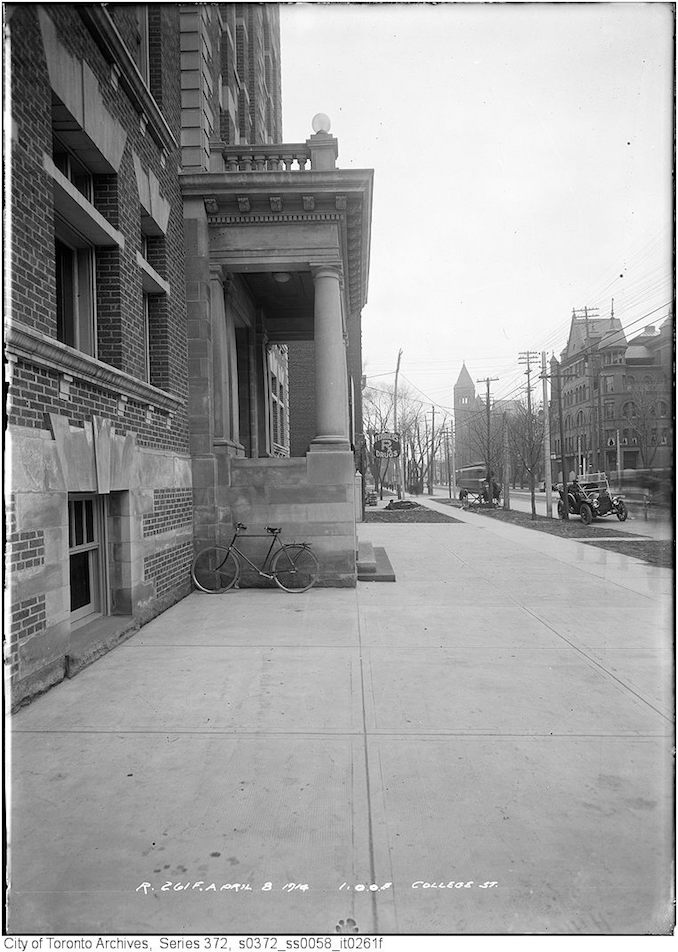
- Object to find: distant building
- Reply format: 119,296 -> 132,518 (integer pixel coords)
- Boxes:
549,307 -> 672,480
453,362 -> 481,468
453,363 -> 522,472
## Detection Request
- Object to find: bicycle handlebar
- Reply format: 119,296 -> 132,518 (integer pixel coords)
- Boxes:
234,522 -> 282,535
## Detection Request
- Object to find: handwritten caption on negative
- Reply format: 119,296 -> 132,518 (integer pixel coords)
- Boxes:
136,880 -> 499,895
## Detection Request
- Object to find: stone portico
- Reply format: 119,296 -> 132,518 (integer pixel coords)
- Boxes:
181,122 -> 373,585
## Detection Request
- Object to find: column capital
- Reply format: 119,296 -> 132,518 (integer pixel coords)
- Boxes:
311,264 -> 342,283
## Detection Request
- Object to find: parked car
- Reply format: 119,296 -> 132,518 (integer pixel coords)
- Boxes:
557,473 -> 628,524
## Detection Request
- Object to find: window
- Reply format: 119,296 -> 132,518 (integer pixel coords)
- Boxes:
142,293 -> 151,382
603,376 -> 614,394
52,136 -> 93,202
622,402 -> 636,420
68,495 -> 104,624
271,374 -> 279,445
55,236 -> 96,355
604,402 -> 615,421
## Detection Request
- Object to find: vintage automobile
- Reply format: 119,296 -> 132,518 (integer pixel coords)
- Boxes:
557,473 -> 628,525
456,462 -> 501,509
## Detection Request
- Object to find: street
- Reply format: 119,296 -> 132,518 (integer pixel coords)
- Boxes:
8,497 -> 673,936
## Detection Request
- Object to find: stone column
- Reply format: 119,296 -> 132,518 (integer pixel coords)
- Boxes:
311,266 -> 350,450
210,265 -> 228,440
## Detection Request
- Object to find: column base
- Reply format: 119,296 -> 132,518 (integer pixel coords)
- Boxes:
308,437 -> 351,452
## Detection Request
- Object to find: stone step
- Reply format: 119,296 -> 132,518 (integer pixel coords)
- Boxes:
357,540 -> 376,574
358,546 -> 396,583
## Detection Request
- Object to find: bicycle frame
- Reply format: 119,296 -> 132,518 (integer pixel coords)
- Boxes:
225,526 -> 287,580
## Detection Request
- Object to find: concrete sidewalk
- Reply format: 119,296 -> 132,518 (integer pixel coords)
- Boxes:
8,509 -> 674,935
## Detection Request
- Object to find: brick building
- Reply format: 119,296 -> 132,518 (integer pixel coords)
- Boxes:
6,4 -> 373,707
7,4 -> 192,705
549,307 -> 672,481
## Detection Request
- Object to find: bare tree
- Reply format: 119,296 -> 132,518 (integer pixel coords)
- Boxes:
362,385 -> 396,497
462,404 -> 504,480
507,398 -> 545,489
363,385 -> 448,496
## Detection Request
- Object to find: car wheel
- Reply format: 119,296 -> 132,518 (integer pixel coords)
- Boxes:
557,500 -> 565,519
580,503 -> 593,526
616,500 -> 628,521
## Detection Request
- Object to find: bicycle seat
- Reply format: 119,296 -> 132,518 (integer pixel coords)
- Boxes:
266,526 -> 281,534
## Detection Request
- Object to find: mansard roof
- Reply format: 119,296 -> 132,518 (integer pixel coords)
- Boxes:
561,314 -> 625,360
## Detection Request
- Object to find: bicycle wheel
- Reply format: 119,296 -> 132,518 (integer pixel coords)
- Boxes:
271,544 -> 319,593
191,546 -> 239,593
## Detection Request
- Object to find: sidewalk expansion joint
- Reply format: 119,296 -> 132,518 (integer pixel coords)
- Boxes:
523,605 -> 673,724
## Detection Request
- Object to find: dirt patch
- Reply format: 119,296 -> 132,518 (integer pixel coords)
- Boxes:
581,539 -> 673,568
364,506 -> 462,524
435,499 -> 674,566
436,500 -> 638,538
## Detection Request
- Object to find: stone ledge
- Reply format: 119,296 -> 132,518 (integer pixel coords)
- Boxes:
10,657 -> 66,713
6,321 -> 184,414
66,615 -> 139,678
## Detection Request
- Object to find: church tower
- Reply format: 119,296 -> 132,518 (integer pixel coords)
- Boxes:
453,363 -> 477,468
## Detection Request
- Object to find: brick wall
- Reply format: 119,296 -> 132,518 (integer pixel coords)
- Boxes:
288,341 -> 317,457
7,596 -> 47,679
143,488 -> 193,537
7,6 -> 193,686
7,530 -> 46,572
8,5 -> 189,447
9,6 -> 56,339
9,359 -> 187,452
144,541 -> 193,599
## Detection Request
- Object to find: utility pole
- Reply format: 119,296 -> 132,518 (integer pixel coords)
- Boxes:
518,351 -> 539,519
429,404 -> 435,494
393,349 -> 403,498
555,363 -> 569,519
541,351 -> 553,518
445,428 -> 452,499
450,419 -> 457,500
476,376 -> 499,482
502,411 -> 511,510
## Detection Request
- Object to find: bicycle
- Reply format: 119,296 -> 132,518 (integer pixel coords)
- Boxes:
191,523 -> 319,594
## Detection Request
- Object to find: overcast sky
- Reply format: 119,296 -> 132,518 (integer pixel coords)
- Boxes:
280,2 -> 673,416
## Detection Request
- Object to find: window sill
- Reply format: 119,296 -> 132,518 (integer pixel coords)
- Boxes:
44,155 -> 125,249
137,252 -> 170,295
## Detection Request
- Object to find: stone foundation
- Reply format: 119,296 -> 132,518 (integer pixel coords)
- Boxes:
203,451 -> 358,587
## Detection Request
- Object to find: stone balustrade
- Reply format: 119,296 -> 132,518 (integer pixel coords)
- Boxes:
220,143 -> 311,172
